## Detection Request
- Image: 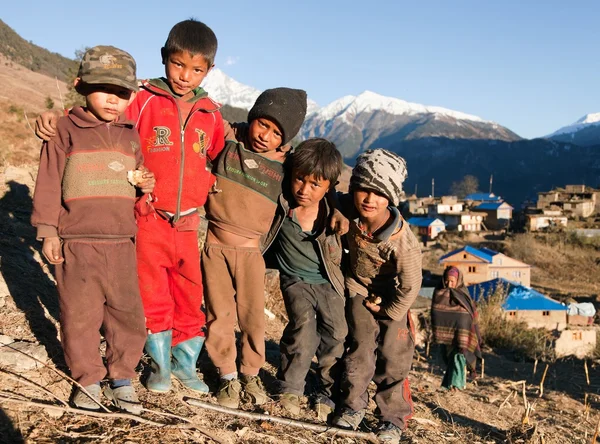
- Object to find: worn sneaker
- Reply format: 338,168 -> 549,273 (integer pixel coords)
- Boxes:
241,374 -> 269,405
72,384 -> 102,410
103,385 -> 143,415
315,402 -> 334,422
216,378 -> 242,409
332,408 -> 365,430
279,392 -> 301,415
376,421 -> 402,444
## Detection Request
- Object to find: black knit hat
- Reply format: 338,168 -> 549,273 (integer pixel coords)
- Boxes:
247,87 -> 308,145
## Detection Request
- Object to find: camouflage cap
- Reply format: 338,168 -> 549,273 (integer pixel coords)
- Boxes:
77,45 -> 138,91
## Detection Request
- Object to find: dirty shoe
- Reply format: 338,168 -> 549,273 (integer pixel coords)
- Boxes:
376,421 -> 402,444
315,402 -> 333,422
332,408 -> 365,430
216,378 -> 242,409
72,384 -> 102,410
279,393 -> 301,415
241,374 -> 269,405
104,385 -> 143,415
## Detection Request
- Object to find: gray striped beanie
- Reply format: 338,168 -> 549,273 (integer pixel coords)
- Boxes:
350,149 -> 407,206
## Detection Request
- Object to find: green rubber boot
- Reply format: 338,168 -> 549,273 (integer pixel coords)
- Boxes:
144,330 -> 172,393
171,336 -> 209,393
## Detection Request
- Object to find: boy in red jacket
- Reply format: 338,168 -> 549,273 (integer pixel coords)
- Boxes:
36,20 -> 225,394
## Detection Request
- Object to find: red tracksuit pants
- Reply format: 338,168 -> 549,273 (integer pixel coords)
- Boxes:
136,213 -> 204,346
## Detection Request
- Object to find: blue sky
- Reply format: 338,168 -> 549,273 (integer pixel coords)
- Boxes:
3,1 -> 599,138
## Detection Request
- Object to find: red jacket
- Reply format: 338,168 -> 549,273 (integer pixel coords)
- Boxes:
126,78 -> 225,218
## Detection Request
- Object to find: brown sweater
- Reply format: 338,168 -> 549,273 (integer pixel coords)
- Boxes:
345,205 -> 423,321
31,107 -> 143,239
205,123 -> 285,239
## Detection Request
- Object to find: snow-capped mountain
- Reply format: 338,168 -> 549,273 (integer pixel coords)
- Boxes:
313,90 -> 486,123
300,91 -> 520,160
545,113 -> 600,146
201,68 -> 320,114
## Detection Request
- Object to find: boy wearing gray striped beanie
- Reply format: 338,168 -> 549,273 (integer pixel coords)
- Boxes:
333,149 -> 421,444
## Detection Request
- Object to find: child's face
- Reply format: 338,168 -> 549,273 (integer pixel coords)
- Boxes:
291,170 -> 330,209
164,50 -> 212,97
353,188 -> 389,220
247,118 -> 283,153
82,83 -> 135,122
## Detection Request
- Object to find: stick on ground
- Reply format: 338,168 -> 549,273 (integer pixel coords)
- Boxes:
184,397 -> 380,444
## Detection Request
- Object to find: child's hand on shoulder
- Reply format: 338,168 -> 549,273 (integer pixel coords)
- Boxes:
136,166 -> 156,194
42,237 -> 64,264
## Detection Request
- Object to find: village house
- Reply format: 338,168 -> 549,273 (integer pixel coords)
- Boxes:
427,195 -> 464,216
439,246 -> 531,286
437,211 -> 487,232
468,278 -> 566,330
468,278 -> 596,358
526,211 -> 568,232
537,184 -> 600,217
407,217 -> 446,241
472,201 -> 513,230
403,195 -> 435,216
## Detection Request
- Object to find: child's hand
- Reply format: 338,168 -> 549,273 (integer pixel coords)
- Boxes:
364,300 -> 381,313
329,208 -> 349,235
35,111 -> 60,141
136,166 -> 156,194
42,237 -> 64,264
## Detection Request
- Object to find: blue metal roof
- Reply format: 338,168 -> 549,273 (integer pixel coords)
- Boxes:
466,193 -> 501,202
407,217 -> 445,227
474,202 -> 513,211
439,245 -> 499,263
467,278 -> 566,311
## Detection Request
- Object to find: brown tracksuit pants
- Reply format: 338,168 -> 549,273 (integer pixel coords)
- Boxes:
202,243 -> 266,376
55,239 -> 146,387
340,294 -> 415,429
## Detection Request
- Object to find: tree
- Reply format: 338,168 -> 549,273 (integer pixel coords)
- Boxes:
45,96 -> 54,110
450,175 -> 479,198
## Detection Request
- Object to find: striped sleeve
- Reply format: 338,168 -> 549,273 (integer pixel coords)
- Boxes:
383,229 -> 423,321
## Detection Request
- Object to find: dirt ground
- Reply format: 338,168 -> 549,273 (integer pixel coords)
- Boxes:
1,166 -> 600,444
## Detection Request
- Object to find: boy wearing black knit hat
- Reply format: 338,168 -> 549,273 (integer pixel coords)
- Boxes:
202,87 -> 308,409
331,149 -> 422,443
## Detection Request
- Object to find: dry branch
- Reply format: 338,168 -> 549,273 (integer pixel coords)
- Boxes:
539,364 -> 549,398
0,368 -> 68,407
585,360 -> 590,386
0,395 -> 224,443
184,397 -> 380,444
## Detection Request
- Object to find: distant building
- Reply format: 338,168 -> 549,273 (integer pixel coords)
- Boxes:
473,202 -> 513,230
438,211 -> 487,232
439,246 -> 531,286
408,217 -> 446,240
468,278 -> 596,358
465,193 -> 502,205
537,185 -> 599,217
404,195 -> 435,216
427,196 -> 464,217
468,278 -> 566,330
526,213 -> 568,232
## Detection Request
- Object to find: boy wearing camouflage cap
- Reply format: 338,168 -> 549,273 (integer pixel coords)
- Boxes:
331,149 -> 422,444
35,19 -> 226,396
32,45 -> 154,414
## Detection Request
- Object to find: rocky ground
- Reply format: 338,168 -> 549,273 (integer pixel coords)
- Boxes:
1,165 -> 600,443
